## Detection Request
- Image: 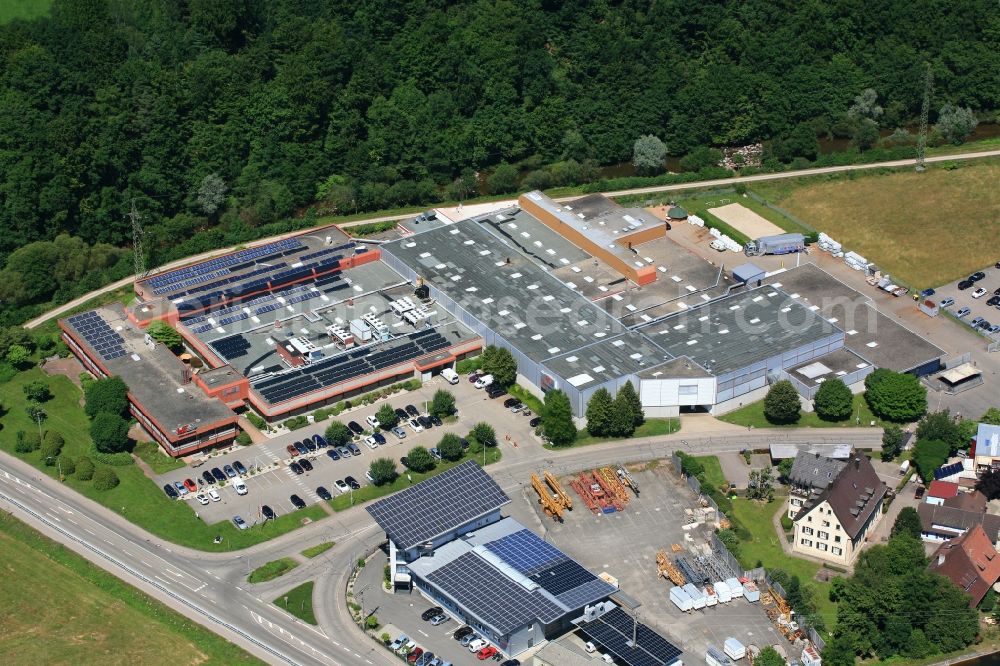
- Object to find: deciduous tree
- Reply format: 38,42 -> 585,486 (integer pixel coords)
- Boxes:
369,458 -> 398,486
913,439 -> 950,482
146,321 -> 183,352
403,446 -> 435,472
763,380 -> 800,424
22,380 -> 51,403
865,370 -> 926,422
324,421 -> 353,447
429,389 -> 456,418
881,424 -> 906,461
375,404 -> 398,430
90,412 -> 130,454
542,390 -> 576,446
891,506 -> 922,539
84,376 -> 130,419
438,434 -> 464,461
814,378 -> 852,421
936,104 -> 979,144
632,135 -> 668,174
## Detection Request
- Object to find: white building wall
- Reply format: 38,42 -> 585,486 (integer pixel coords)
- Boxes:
640,376 -> 717,408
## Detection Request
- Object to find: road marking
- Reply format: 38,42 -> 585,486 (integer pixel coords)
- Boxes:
59,506 -> 73,514
141,559 -> 152,567
418,629 -> 428,637
67,518 -> 78,525
44,512 -> 61,522
84,528 -> 95,535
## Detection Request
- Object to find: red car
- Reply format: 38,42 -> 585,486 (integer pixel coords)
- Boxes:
477,646 -> 498,660
182,478 -> 198,493
286,444 -> 299,457
406,647 -> 423,663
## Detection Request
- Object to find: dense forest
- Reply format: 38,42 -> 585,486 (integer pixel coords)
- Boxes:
0,0 -> 997,324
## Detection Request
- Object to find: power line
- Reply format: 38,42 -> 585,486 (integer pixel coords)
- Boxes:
127,198 -> 147,278
916,63 -> 934,172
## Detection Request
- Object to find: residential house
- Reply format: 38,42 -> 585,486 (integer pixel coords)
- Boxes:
785,452 -> 847,520
928,524 -> 1000,607
945,490 -> 988,513
926,480 -> 960,506
973,423 -> 1000,472
918,503 -> 1000,543
792,456 -> 888,566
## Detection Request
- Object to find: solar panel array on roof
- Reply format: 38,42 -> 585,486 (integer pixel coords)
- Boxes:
209,334 -> 251,360
366,461 -> 510,550
67,311 -> 126,361
147,238 -> 303,294
579,607 -> 683,666
426,551 -> 564,635
251,328 -> 453,405
485,529 -> 615,608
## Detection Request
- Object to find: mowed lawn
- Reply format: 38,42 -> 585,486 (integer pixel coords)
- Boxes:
719,393 -> 882,429
0,0 -> 50,23
0,513 -> 261,665
751,160 -> 1000,287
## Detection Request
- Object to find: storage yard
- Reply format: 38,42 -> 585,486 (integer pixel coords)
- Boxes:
507,461 -> 792,662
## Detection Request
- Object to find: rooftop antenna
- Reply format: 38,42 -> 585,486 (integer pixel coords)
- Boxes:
127,198 -> 147,278
915,63 -> 933,173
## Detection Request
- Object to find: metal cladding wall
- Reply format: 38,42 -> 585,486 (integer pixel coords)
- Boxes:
714,331 -> 844,403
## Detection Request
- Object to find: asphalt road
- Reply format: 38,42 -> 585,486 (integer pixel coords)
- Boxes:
0,427 -> 882,665
24,148 -> 1000,331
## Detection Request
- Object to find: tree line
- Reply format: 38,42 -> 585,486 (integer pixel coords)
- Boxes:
1,0 -> 996,325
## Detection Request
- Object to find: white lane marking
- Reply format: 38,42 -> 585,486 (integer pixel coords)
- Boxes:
84,528 -> 96,536
59,506 -> 73,514
67,518 -> 78,525
44,512 -> 61,522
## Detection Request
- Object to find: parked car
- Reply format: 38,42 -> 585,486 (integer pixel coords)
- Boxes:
390,635 -> 410,651
232,515 -> 248,530
211,467 -> 226,482
503,398 -> 519,408
182,478 -> 198,493
971,271 -> 987,282
336,445 -> 352,458
201,470 -> 216,485
312,433 -> 328,448
914,485 -> 925,499
223,464 -> 236,478
957,307 -> 972,318
989,324 -> 1000,334
233,460 -> 247,475
316,486 -> 332,501
290,461 -> 304,475
373,432 -> 387,446
500,659 -> 521,666
233,477 -> 248,495
303,437 -> 317,452
468,370 -> 482,383
262,505 -> 276,520
173,481 -> 189,496
987,296 -> 1000,307
958,280 -> 973,290
486,384 -> 506,399
345,475 -> 361,490
940,297 -> 955,307
468,638 -> 490,652
429,414 -> 442,427
299,458 -> 313,471
920,288 -> 935,297
365,470 -> 375,484
417,415 -> 432,429
460,438 -> 470,449
347,442 -> 361,456
391,426 -> 407,439
293,441 -> 309,455
347,421 -> 364,436
286,444 -> 300,457
429,447 -> 443,460
207,489 -> 221,502
326,448 -> 340,461
430,613 -> 448,626
460,633 -> 480,647
477,647 -> 498,660
979,320 -> 993,330
163,484 -> 179,499
395,407 -> 409,421
334,479 -> 350,493
509,402 -> 524,413
365,414 -> 380,429
971,316 -> 985,327
290,494 -> 306,509
364,436 -> 378,449
529,416 -> 542,428
408,418 -> 424,433
453,627 -> 474,641
474,374 -> 494,389
421,606 -> 444,621
195,493 -> 209,505
416,652 -> 436,666
407,648 -> 424,664
973,287 -> 988,299
406,404 -> 419,417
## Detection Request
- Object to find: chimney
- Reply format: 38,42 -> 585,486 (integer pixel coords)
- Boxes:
855,457 -> 861,469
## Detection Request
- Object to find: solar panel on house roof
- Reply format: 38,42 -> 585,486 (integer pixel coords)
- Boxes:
579,607 -> 683,666
426,551 -> 563,635
366,461 -> 510,550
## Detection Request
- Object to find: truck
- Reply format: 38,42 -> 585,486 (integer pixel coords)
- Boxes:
744,233 -> 805,257
441,367 -> 459,384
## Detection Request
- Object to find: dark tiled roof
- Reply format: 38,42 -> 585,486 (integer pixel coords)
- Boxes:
944,491 -> 988,513
929,525 -> 1000,607
788,452 -> 847,491
795,456 -> 886,540
919,503 -> 1000,539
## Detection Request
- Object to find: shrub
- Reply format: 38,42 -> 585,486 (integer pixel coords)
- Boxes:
814,378 -> 852,421
456,357 -> 481,374
438,434 -> 464,461
375,403 -> 398,430
245,412 -> 267,430
22,380 -> 52,403
92,467 -> 120,491
76,456 -> 95,480
913,439 -> 950,482
283,415 -> 309,430
429,389 -> 456,418
14,430 -> 41,453
88,444 -> 135,466
369,457 -> 398,486
57,454 -> 76,476
40,430 -> 64,463
780,514 -> 794,531
403,446 -> 435,472
90,412 -> 131,453
235,432 -> 252,445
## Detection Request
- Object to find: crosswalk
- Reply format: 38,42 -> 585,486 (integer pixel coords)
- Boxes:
284,463 -> 321,502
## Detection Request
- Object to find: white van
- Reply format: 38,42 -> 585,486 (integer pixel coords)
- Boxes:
441,368 -> 459,385
474,374 -> 494,389
233,477 -> 248,496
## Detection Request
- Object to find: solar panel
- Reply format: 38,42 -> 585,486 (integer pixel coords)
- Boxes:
366,461 -> 510,550
426,551 -> 563,635
578,607 -> 682,666
486,529 -> 566,575
70,311 -> 126,361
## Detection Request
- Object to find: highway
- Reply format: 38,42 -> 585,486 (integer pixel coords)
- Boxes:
24,147 -> 1000,330
0,428 -> 882,665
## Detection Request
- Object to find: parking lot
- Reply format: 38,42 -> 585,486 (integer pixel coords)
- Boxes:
366,460 -> 788,664
928,262 -> 1000,339
157,377 -> 540,525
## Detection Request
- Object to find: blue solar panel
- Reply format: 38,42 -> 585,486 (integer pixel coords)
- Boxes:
147,237 -> 303,293
486,529 -> 567,575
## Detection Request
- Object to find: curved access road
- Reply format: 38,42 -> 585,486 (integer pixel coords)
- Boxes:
24,148 -> 1000,331
0,427 -> 882,665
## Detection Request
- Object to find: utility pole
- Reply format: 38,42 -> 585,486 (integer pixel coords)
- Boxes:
128,198 -> 147,278
915,63 -> 933,172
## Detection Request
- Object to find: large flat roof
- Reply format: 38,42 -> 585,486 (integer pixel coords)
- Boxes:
382,218 -> 631,365
763,264 -> 945,372
62,305 -> 234,440
638,286 -> 840,376
543,332 -> 670,389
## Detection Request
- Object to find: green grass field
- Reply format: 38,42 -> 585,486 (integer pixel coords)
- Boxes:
0,0 -> 50,24
301,541 -> 335,558
248,557 -> 299,584
728,497 -> 838,626
0,366 -> 327,551
719,393 -> 880,429
0,512 -> 262,665
132,440 -> 186,474
693,455 -> 728,491
274,582 -> 317,625
750,159 -> 1000,287
568,418 -> 681,448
